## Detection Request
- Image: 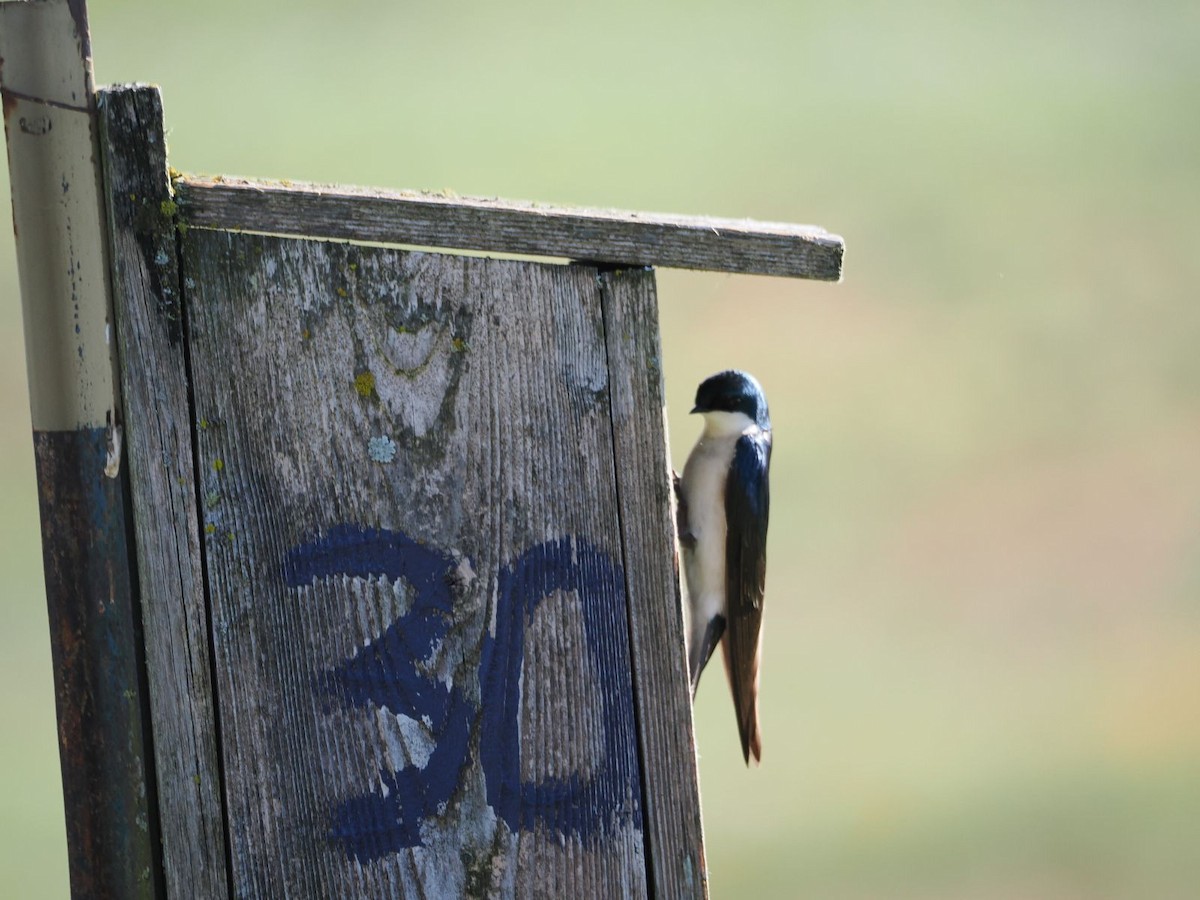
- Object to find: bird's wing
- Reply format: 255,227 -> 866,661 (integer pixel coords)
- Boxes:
723,430 -> 771,765
688,612 -> 726,698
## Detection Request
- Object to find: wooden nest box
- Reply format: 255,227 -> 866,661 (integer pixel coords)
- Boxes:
0,2 -> 843,897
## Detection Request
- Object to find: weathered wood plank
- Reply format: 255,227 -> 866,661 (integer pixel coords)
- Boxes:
181,231 -> 650,897
174,176 -> 845,281
30,430 -> 159,898
600,269 -> 709,899
97,85 -> 231,900
1,4 -> 160,896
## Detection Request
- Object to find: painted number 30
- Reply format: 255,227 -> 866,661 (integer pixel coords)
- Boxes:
283,525 -> 643,862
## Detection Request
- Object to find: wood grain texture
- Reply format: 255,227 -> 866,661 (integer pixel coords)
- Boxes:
181,230 -> 651,897
174,176 -> 845,281
600,269 -> 709,899
97,85 -> 231,899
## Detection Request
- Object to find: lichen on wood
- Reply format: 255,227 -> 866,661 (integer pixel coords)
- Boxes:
182,230 -> 661,897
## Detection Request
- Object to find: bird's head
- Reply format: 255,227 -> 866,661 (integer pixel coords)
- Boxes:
691,369 -> 771,435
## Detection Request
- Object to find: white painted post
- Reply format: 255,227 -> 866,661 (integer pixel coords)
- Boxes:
0,1 -> 158,895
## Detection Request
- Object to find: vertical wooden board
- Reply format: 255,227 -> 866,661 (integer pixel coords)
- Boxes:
1,4 -> 158,896
181,230 -> 648,898
600,270 -> 709,898
97,86 -> 230,899
31,428 -> 159,899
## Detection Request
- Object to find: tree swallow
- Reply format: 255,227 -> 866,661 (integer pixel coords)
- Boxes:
678,370 -> 771,765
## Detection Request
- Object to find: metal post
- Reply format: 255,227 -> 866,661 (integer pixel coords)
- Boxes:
0,1 -> 159,895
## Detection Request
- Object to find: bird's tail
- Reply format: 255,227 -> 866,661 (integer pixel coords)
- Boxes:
723,637 -> 762,766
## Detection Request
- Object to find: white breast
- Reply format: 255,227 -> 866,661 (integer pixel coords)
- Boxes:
680,411 -> 755,631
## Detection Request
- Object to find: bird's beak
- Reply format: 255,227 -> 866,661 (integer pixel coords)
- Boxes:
689,405 -> 702,414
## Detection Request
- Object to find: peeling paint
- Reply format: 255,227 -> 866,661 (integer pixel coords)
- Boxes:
103,424 -> 122,478
19,113 -> 52,135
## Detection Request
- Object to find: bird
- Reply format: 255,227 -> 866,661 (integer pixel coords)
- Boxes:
677,369 -> 772,765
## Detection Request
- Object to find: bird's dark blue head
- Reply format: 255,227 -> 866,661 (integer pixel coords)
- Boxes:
691,370 -> 771,430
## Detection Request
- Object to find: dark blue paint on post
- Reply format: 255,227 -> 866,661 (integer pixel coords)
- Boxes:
33,427 -> 158,897
283,525 -> 644,862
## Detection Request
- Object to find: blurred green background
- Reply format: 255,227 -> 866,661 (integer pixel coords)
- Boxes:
3,1 -> 1199,896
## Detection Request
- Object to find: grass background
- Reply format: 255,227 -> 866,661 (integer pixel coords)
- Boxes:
3,1 -> 1198,896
